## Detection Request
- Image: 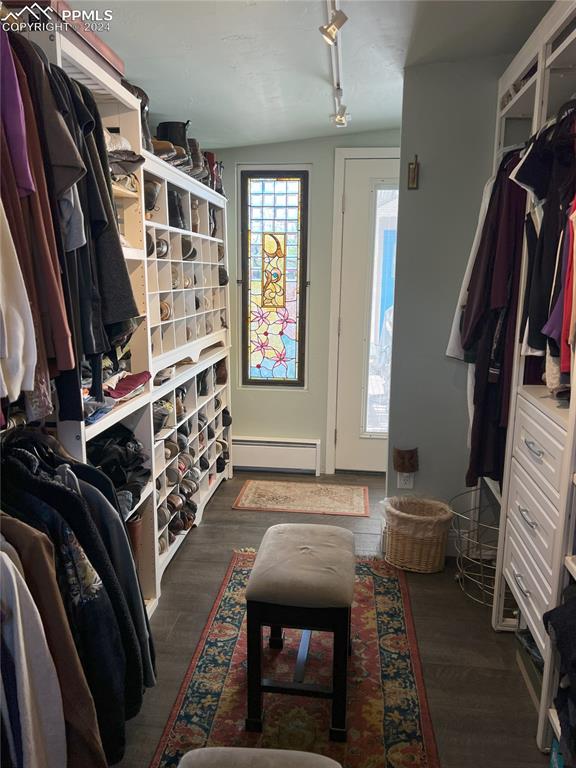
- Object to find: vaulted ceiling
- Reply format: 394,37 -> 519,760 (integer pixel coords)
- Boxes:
77,0 -> 552,148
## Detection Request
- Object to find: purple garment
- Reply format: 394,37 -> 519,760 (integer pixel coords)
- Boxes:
0,29 -> 34,197
542,224 -> 570,344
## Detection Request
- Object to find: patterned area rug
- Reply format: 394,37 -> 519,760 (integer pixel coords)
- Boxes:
150,552 -> 440,768
232,480 -> 370,517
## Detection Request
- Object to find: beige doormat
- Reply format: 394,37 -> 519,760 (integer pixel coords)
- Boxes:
232,479 -> 370,517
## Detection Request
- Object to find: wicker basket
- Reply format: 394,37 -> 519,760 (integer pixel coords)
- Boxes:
383,497 -> 453,573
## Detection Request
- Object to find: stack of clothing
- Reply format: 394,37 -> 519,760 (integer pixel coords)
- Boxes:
87,423 -> 152,519
0,428 -> 156,766
0,30 -> 140,423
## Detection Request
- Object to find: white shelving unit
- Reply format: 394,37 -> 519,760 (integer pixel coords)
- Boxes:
28,26 -> 232,618
490,0 -> 576,752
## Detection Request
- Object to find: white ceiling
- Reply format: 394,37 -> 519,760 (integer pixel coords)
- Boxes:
77,0 -> 551,148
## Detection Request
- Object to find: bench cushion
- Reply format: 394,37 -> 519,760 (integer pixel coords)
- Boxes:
246,524 -> 355,609
179,747 -> 342,767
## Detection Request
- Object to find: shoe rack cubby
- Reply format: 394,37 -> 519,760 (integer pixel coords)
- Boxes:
151,353 -> 231,576
32,28 -> 233,620
143,152 -> 229,373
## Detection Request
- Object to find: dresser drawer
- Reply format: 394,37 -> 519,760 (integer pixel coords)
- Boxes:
503,518 -> 552,655
508,458 -> 558,581
512,397 -> 565,504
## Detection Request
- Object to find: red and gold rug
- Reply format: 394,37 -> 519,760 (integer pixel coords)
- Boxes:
233,480 -> 370,517
150,551 -> 440,768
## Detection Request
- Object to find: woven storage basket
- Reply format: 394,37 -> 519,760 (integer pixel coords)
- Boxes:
383,497 -> 453,573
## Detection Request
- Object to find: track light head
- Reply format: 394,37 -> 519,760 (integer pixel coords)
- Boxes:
334,103 -> 349,128
319,9 -> 348,45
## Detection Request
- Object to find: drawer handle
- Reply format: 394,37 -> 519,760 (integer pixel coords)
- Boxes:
524,438 -> 544,459
518,505 -> 538,530
512,570 -> 531,598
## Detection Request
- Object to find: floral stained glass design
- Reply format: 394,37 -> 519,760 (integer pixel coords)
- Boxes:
241,172 -> 308,386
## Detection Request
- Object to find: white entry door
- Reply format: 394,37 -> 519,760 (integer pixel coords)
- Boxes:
334,156 -> 400,472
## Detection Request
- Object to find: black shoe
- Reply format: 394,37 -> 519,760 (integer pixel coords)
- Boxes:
222,408 -> 232,427
197,369 -> 209,396
216,456 -> 226,473
218,266 -> 229,286
168,190 -> 185,229
200,455 -> 209,471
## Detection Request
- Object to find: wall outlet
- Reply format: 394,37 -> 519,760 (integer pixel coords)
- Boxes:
397,472 -> 414,490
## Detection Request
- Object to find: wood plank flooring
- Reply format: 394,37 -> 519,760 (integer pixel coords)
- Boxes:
117,471 -> 548,768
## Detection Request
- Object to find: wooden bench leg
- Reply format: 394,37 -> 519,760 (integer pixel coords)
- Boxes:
348,608 -> 352,657
269,624 -> 284,650
330,608 -> 349,742
245,602 -> 263,732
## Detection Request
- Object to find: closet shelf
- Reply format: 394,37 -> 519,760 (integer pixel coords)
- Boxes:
151,330 -> 227,373
145,220 -> 224,244
123,247 -> 146,261
112,181 -> 140,199
152,351 -> 229,399
84,389 -> 152,441
142,149 -> 226,208
125,481 -> 154,519
517,385 -> 570,430
546,27 -> 576,69
565,556 -> 576,580
499,73 -> 537,119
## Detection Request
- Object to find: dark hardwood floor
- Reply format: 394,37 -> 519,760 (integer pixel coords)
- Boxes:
117,471 -> 548,768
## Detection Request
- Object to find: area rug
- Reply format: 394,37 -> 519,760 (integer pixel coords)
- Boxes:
232,480 -> 370,517
149,551 -> 440,768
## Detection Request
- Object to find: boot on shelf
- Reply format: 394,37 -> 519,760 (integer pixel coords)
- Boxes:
168,190 -> 186,229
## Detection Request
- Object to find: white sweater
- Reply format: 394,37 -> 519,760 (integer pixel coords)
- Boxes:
0,552 -> 67,768
0,198 -> 37,401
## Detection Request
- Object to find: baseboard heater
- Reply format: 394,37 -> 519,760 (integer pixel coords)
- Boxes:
232,436 -> 321,476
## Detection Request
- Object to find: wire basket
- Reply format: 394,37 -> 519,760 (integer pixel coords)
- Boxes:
450,486 -> 502,607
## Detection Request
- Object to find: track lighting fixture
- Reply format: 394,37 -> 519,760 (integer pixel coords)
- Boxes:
334,102 -> 349,128
319,8 -> 348,45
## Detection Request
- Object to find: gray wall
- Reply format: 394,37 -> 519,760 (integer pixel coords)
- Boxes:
218,129 -> 401,469
386,56 -> 508,503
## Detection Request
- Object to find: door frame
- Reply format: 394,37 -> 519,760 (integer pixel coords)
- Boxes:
325,147 -> 400,474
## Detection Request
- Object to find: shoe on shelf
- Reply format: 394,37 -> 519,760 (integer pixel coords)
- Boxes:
191,198 -> 200,233
196,369 -> 209,397
164,440 -> 179,459
214,359 -> 227,385
156,237 -> 170,259
200,455 -> 209,471
168,190 -> 186,229
187,138 -> 205,177
144,179 -> 162,212
222,407 -> 232,427
218,266 -> 229,286
157,505 -> 171,528
156,121 -> 190,154
151,138 -> 177,161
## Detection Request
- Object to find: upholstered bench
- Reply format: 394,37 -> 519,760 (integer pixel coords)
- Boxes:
244,523 -> 355,742
179,747 -> 342,767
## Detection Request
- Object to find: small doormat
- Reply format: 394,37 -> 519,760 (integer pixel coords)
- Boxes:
232,480 -> 370,517
149,551 -> 440,768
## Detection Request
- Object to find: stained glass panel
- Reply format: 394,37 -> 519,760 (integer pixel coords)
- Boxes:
241,171 -> 309,386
